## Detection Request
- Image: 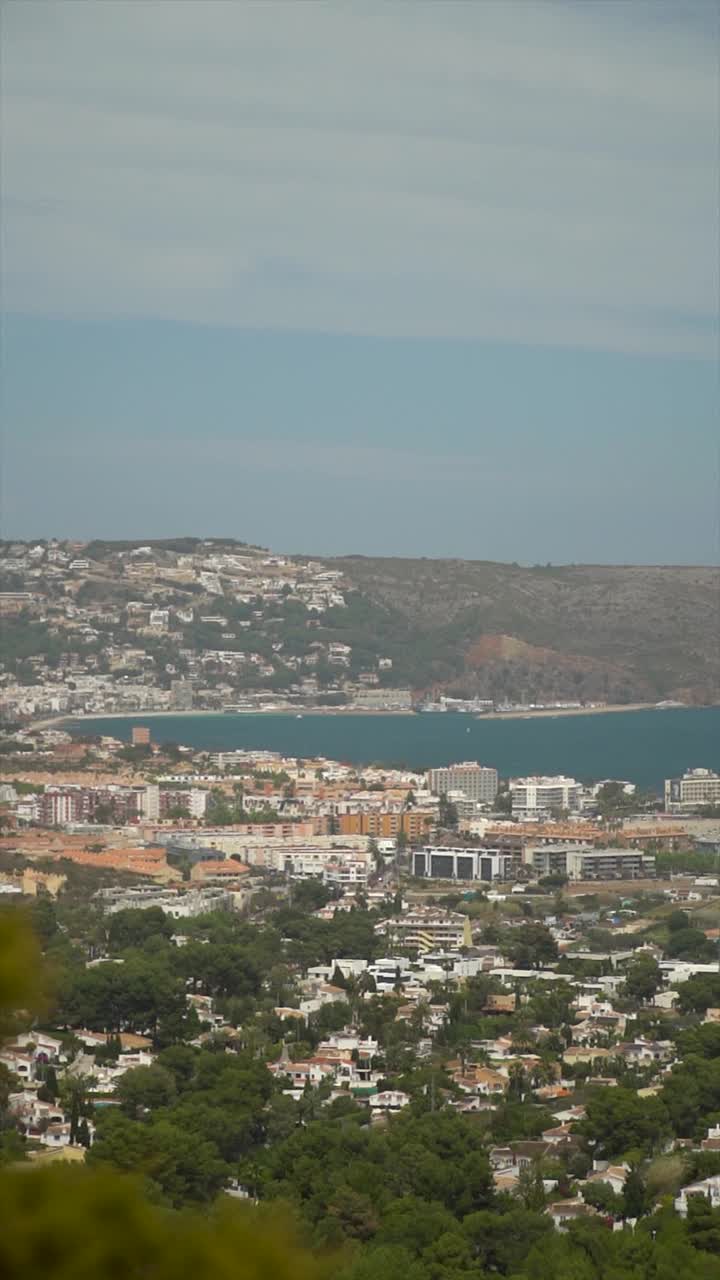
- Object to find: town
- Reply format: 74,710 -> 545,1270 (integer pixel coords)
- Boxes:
0,538 -> 695,719
1,720 -> 720,1276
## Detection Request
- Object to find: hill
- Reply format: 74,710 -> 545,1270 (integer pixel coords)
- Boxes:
1,539 -> 717,709
323,557 -> 720,704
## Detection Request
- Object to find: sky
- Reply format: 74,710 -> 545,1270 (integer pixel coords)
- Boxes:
1,0 -> 718,563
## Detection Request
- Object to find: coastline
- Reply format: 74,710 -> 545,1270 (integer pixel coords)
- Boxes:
31,700 -> 707,733
477,701 -> 660,721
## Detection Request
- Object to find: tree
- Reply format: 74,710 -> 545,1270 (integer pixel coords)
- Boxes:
108,907 -> 174,953
0,1165 -> 330,1279
686,1194 -> 720,1255
666,928 -> 716,961
116,1064 -> 177,1118
437,796 -> 458,830
662,1056 -> 720,1138
462,1208 -> 552,1275
582,1180 -> 624,1218
59,1075 -> 93,1145
622,953 -> 662,1004
677,974 -> 720,1014
506,923 -> 558,970
517,1161 -> 546,1210
88,1112 -> 228,1206
29,896 -> 58,948
622,1164 -> 648,1219
43,1064 -> 59,1100
677,1024 -> 720,1061
76,1118 -> 91,1149
581,1087 -> 671,1158
667,909 -> 690,933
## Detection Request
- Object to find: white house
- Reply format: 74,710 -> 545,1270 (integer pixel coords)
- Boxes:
675,1175 -> 720,1216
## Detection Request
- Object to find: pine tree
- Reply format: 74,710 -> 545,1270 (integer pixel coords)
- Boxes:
622,1164 -> 647,1220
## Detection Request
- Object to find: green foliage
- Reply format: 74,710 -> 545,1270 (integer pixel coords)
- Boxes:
662,1056 -> 720,1137
677,1023 -> 720,1060
108,907 -> 174,953
666,928 -> 717,961
56,953 -> 189,1041
504,923 -> 559,970
581,1086 -> 671,1157
677,974 -> 720,1014
622,952 -> 662,1003
0,1166 -> 330,1279
29,896 -> 58,948
622,1163 -> 648,1219
116,1064 -> 178,1117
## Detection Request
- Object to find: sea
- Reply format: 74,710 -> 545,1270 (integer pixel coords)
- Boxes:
65,706 -> 720,792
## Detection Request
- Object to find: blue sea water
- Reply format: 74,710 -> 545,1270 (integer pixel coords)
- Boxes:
66,706 -> 720,791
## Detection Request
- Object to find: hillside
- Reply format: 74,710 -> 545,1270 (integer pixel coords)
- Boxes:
324,557 -> 720,704
1,540 -> 717,712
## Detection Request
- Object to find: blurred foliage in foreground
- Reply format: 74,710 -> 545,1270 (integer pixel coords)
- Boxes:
0,1165 -> 328,1280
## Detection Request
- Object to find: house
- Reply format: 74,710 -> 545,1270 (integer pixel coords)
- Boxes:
14,1032 -> 63,1061
0,1049 -> 36,1082
701,1126 -> 720,1153
615,1039 -> 674,1068
489,1146 -> 515,1171
675,1174 -> 720,1216
547,1199 -> 599,1231
39,1122 -> 74,1149
585,1164 -> 629,1195
8,1092 -> 65,1129
562,1046 -> 612,1067
371,1090 -> 410,1112
542,1124 -> 574,1146
473,1067 -> 509,1096
484,993 -> 516,1014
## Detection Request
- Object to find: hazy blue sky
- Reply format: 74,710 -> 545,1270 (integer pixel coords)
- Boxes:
1,1 -> 718,563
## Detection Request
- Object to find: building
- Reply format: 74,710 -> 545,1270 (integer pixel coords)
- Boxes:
38,786 -> 141,827
665,769 -> 720,812
189,859 -> 250,883
529,845 -> 655,881
427,762 -> 498,805
509,776 -> 583,815
170,680 -> 194,711
675,1174 -> 720,1216
353,688 -> 413,711
131,726 -> 152,747
376,909 -> 471,952
338,811 -> 434,841
96,885 -> 233,918
412,846 -> 520,882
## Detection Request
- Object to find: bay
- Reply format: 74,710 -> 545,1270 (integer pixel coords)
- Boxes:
65,706 -> 720,791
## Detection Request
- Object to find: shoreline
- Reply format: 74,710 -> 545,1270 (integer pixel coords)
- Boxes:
30,700 -> 711,733
478,701 -> 660,721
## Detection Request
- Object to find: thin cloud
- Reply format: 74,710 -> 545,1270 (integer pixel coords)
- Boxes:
1,1 -> 717,356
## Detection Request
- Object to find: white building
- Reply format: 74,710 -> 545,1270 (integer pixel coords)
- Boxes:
427,763 -> 498,805
665,769 -> 720,812
375,910 -> 470,952
510,776 -> 583,815
675,1174 -> 720,1216
412,846 -> 518,882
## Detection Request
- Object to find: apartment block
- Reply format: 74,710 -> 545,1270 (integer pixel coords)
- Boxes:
427,762 -> 499,804
665,768 -> 720,811
530,844 -> 656,881
412,846 -> 520,882
338,811 -> 434,840
509,776 -> 583,815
